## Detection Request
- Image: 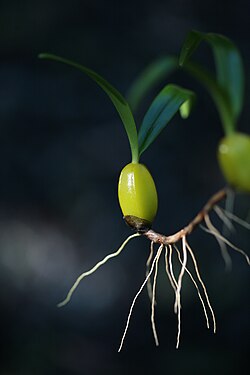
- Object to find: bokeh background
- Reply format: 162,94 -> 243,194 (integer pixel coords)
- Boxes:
0,0 -> 249,374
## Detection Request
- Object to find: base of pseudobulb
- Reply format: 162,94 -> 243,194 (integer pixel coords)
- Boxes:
124,215 -> 152,233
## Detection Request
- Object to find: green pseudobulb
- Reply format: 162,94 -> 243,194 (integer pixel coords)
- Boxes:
118,163 -> 158,231
218,132 -> 250,193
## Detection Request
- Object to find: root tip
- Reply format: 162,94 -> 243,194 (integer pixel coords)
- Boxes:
57,300 -> 68,308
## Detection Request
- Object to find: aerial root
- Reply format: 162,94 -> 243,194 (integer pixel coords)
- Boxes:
165,245 -> 178,292
174,245 -> 210,330
151,244 -> 163,346
118,244 -> 163,352
210,207 -> 233,270
174,236 -> 188,348
214,206 -> 235,233
149,236 -> 216,350
216,205 -> 250,230
186,240 -> 216,333
145,241 -> 155,303
56,184 -> 249,351
57,232 -> 141,308
148,236 -> 216,350
215,236 -> 232,271
212,205 -> 250,270
201,215 -> 250,266
222,189 -> 235,236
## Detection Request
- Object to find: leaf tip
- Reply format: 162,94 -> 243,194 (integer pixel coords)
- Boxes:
178,56 -> 185,67
38,53 -> 48,60
179,95 -> 196,119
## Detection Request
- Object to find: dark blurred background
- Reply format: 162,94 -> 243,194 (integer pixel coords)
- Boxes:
0,0 -> 250,374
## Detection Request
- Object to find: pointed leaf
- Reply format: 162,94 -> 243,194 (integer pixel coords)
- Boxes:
138,84 -> 195,156
38,53 -> 139,163
206,33 -> 244,121
179,30 -> 244,127
184,61 -> 234,134
127,56 -> 178,112
179,30 -> 204,67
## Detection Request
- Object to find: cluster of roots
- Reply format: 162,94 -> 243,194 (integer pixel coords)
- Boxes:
119,235 -> 215,351
58,189 -> 250,351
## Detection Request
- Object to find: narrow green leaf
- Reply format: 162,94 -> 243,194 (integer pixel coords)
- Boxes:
179,30 -> 204,67
138,84 -> 195,156
38,53 -> 139,163
184,61 -> 234,134
127,56 -> 178,112
179,30 -> 244,132
206,33 -> 244,121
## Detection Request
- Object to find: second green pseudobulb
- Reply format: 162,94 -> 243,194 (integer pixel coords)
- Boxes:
218,132 -> 250,193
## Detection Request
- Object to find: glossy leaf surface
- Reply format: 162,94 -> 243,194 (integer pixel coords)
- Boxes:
138,84 -> 195,156
184,61 -> 234,134
179,30 -> 244,130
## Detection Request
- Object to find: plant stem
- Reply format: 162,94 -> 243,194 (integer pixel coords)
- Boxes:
131,147 -> 139,163
144,188 -> 227,244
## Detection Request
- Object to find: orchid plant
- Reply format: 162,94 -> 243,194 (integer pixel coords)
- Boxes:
39,30 -> 250,351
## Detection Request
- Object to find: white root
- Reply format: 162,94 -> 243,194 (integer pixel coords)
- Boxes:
222,189 -> 235,237
165,245 -> 178,293
217,205 -> 250,230
151,245 -> 163,346
118,245 -> 163,352
146,241 -> 155,302
174,245 -> 210,330
186,240 -> 217,334
202,215 -> 250,266
207,206 -> 233,270
214,205 -> 235,233
168,245 -> 178,296
215,237 -> 232,271
57,233 -> 141,307
175,236 -> 188,349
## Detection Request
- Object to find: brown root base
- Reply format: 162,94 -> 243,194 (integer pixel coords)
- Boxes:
143,188 -> 227,245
